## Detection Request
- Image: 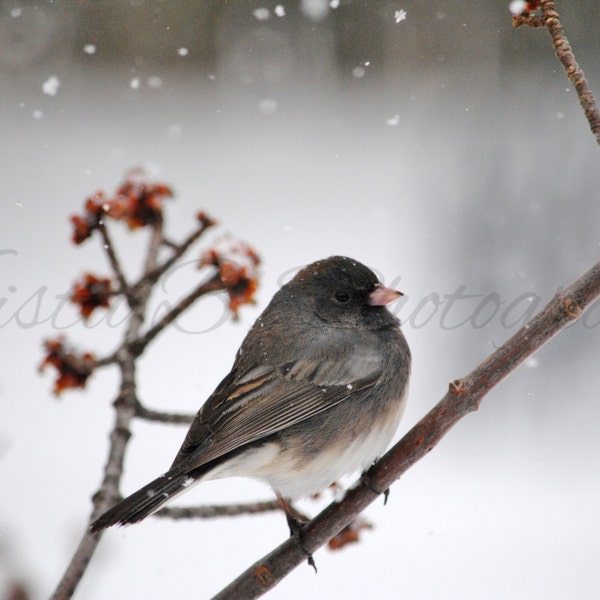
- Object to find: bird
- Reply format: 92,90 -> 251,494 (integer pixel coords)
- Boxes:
90,255 -> 410,534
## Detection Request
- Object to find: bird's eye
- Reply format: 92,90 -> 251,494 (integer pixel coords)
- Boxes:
335,290 -> 351,303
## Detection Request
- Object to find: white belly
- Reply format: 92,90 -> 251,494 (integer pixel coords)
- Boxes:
206,391 -> 406,499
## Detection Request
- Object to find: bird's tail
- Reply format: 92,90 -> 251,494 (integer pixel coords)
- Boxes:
90,471 -> 197,533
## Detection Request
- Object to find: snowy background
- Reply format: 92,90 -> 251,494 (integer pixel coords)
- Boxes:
2,1 -> 600,599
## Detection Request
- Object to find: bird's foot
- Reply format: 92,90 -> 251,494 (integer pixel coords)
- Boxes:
277,493 -> 317,573
360,471 -> 390,505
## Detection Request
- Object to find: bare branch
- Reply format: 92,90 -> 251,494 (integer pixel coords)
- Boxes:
93,353 -> 119,369
514,0 -> 600,144
132,272 -> 224,353
50,225 -> 165,600
51,362 -> 137,600
142,216 -> 215,287
49,180 -> 260,599
212,258 -> 600,599
97,221 -> 130,300
143,219 -> 164,275
155,500 -> 282,520
49,532 -> 101,600
134,401 -> 194,425
540,1 -> 600,144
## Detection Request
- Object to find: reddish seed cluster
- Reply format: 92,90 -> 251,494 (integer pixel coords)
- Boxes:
71,273 -> 113,319
196,210 -> 218,229
111,176 -> 173,230
327,518 -> 373,551
70,194 -> 106,244
200,240 -> 260,316
39,338 -> 95,395
70,172 -> 173,244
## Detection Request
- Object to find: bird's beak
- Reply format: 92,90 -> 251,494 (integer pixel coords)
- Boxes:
368,284 -> 403,306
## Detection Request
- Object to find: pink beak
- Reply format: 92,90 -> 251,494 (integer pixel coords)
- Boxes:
368,284 -> 403,306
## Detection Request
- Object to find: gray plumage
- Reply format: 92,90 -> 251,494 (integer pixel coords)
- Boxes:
91,256 -> 410,533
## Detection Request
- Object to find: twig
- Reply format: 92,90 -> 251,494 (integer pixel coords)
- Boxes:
155,500 -> 282,520
142,218 -> 214,287
97,222 -> 131,301
212,258 -> 600,599
52,222 -> 168,600
93,353 -> 119,369
540,1 -> 600,144
48,533 -> 100,600
132,272 -> 224,354
134,402 -> 194,425
50,331 -> 139,600
514,1 -> 600,144
48,176 -> 260,599
512,14 -> 544,28
143,217 -> 164,276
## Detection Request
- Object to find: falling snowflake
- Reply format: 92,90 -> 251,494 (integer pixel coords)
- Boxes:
177,47 -> 189,56
386,114 -> 400,126
253,7 -> 270,20
395,9 -> 407,23
147,76 -> 163,89
508,0 -> 527,15
83,44 -> 96,55
274,4 -> 285,17
42,76 -> 61,96
259,98 -> 278,115
167,124 -> 183,140
301,0 -> 328,19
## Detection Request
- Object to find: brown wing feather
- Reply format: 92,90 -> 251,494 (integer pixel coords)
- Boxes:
170,355 -> 382,472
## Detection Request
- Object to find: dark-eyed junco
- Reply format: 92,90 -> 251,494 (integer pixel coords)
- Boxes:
91,256 -> 410,533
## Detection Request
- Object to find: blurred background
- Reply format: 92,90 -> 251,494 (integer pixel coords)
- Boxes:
1,1 -> 600,598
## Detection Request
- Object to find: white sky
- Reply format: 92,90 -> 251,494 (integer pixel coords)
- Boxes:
2,3 -> 600,599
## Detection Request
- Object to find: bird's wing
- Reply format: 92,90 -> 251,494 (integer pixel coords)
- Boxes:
170,346 -> 383,471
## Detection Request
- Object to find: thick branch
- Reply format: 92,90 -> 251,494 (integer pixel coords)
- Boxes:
213,258 -> 600,599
